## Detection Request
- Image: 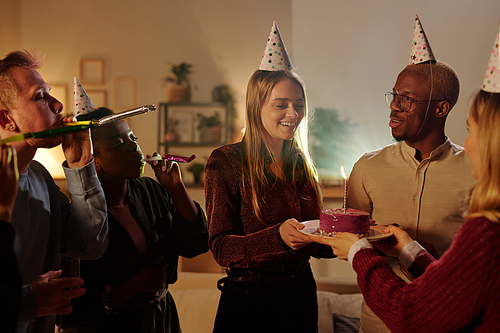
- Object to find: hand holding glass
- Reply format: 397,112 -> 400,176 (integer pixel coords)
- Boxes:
55,253 -> 80,332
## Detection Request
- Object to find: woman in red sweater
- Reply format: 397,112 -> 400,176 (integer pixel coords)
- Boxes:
309,39 -> 500,332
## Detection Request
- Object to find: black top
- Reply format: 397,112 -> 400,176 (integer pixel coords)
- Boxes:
0,220 -> 21,333
64,176 -> 208,332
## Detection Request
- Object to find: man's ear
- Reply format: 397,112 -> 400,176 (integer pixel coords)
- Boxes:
0,109 -> 17,131
435,101 -> 450,118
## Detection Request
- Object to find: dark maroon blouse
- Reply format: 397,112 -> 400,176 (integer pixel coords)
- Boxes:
205,142 -> 333,271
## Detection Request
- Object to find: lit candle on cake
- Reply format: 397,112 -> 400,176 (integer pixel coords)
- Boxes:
340,165 -> 347,214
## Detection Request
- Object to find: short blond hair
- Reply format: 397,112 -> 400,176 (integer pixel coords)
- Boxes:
0,50 -> 43,110
404,60 -> 460,110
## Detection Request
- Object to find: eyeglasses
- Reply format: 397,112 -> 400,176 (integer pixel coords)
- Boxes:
384,92 -> 444,112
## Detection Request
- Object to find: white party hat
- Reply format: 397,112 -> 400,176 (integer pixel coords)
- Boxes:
409,15 -> 436,65
259,21 -> 293,71
74,76 -> 96,116
482,21 -> 500,93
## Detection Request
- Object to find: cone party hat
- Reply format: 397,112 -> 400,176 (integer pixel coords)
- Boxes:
409,15 -> 436,65
482,21 -> 500,93
74,76 -> 96,116
259,21 -> 293,71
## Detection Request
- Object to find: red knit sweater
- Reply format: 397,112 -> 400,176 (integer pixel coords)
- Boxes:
354,216 -> 500,332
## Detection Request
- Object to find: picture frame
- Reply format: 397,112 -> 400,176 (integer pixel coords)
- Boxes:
79,59 -> 105,85
86,90 -> 107,108
159,103 -> 228,147
114,77 -> 137,110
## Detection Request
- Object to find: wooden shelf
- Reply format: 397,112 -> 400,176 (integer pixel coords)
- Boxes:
321,186 -> 345,199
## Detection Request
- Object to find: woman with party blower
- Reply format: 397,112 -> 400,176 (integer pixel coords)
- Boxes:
61,78 -> 208,333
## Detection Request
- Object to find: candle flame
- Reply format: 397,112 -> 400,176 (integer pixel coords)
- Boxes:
340,165 -> 347,180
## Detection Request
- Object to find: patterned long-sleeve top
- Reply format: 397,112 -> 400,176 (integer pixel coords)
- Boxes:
205,142 -> 333,272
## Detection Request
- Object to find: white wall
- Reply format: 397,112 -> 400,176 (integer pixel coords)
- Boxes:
0,0 -> 21,52
293,0 -> 500,175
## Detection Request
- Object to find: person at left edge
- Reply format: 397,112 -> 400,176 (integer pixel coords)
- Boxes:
0,51 -> 108,333
0,142 -> 21,333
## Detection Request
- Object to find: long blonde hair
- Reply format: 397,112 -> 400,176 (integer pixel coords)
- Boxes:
466,89 -> 500,222
242,70 -> 321,223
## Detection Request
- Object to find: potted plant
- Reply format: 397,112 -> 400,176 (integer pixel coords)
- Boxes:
197,112 -> 222,143
164,118 -> 179,143
162,62 -> 193,102
187,162 -> 205,185
308,107 -> 356,184
212,84 -> 236,141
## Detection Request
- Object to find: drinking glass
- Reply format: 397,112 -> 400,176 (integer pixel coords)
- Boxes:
55,253 -> 80,332
57,253 -> 80,280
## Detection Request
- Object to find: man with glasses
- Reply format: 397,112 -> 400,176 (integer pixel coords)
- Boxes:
346,60 -> 475,333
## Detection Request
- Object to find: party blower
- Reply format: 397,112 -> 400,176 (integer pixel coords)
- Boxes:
142,154 -> 196,163
0,105 -> 156,144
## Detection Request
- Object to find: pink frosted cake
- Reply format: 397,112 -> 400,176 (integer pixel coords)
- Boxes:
319,209 -> 370,237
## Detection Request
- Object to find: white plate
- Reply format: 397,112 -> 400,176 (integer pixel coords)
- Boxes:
298,220 -> 393,242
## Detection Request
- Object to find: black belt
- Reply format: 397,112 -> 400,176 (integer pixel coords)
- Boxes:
217,265 -> 306,291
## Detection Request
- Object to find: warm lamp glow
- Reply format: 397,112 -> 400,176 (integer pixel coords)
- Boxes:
33,146 -> 66,179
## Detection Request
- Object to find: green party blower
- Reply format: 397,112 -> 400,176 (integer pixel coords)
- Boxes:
0,105 -> 156,144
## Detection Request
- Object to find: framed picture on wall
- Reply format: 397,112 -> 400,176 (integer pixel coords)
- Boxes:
79,59 -> 105,85
87,90 -> 107,108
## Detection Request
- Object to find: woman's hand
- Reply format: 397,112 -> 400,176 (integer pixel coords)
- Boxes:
147,152 -> 199,221
109,256 -> 168,308
110,256 -> 168,308
371,225 -> 414,257
146,152 -> 183,190
279,219 -> 313,250
308,232 -> 360,260
132,256 -> 168,293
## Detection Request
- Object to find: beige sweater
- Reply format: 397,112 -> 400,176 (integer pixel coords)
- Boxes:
347,138 -> 475,257
348,138 -> 476,333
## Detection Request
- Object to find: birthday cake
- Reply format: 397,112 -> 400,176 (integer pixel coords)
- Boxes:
319,209 -> 370,237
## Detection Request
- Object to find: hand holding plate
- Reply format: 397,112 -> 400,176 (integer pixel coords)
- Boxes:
280,218 -> 312,250
370,225 -> 413,257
